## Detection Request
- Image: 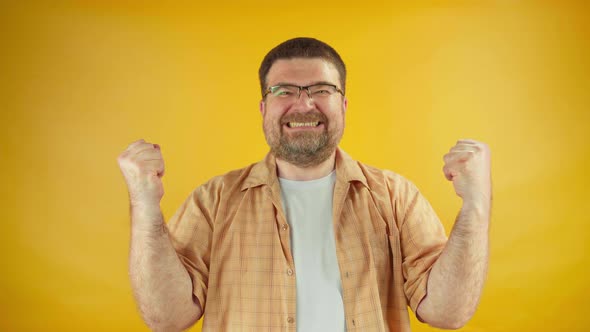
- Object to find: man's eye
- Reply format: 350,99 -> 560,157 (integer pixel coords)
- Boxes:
275,90 -> 293,96
312,89 -> 331,96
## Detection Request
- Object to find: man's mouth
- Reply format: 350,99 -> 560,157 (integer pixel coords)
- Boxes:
286,121 -> 321,128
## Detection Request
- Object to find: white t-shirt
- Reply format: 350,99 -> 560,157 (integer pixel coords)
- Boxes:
279,171 -> 346,332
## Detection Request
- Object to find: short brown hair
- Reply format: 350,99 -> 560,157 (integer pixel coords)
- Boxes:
258,37 -> 347,97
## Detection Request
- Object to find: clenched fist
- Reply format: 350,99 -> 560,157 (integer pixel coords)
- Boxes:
443,139 -> 492,205
117,139 -> 165,208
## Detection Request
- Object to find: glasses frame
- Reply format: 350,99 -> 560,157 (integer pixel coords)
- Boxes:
263,83 -> 345,100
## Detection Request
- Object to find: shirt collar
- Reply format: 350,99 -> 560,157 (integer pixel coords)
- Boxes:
240,148 -> 369,191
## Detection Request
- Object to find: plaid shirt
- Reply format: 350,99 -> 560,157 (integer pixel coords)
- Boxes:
167,149 -> 447,331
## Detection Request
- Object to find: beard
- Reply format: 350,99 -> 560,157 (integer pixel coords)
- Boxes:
263,110 -> 342,168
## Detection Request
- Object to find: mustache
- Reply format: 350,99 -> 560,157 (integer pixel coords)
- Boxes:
280,111 -> 328,125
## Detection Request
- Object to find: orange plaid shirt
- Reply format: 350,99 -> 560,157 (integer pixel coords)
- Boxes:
167,149 -> 447,331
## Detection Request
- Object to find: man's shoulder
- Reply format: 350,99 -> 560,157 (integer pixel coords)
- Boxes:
351,159 -> 423,210
354,159 -> 412,188
192,158 -> 267,197
199,162 -> 257,188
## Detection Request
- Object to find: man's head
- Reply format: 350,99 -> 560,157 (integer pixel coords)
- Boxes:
259,38 -> 348,168
258,37 -> 346,97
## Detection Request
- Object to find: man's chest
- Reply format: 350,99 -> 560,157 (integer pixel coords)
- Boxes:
203,185 -> 398,330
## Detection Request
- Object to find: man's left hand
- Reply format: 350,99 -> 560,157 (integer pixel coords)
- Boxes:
443,139 -> 492,205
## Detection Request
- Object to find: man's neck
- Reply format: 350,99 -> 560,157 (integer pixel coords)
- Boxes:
276,151 -> 336,181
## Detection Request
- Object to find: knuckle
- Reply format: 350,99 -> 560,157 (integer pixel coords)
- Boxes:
120,156 -> 133,167
126,154 -> 138,164
128,139 -> 143,148
118,149 -> 130,158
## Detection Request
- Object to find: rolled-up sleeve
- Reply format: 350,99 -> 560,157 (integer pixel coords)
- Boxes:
166,186 -> 216,310
394,177 -> 447,314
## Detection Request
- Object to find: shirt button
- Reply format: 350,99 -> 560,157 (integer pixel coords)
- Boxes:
287,268 -> 293,276
281,224 -> 288,231
287,316 -> 294,324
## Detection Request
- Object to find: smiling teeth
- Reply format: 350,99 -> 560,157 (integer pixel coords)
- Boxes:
289,122 -> 319,128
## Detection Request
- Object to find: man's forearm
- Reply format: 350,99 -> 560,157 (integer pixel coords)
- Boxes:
129,205 -> 202,331
417,200 -> 490,329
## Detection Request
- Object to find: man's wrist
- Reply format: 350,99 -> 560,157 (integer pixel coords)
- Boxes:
130,197 -> 160,213
460,197 -> 491,224
130,201 -> 164,229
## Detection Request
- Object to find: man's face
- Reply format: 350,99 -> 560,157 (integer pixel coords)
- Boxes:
260,58 -> 347,168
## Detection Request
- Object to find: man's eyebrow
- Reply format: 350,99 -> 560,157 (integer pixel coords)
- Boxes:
270,81 -> 336,87
270,82 -> 298,87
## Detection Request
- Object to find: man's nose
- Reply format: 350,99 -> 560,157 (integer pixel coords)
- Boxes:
293,89 -> 315,110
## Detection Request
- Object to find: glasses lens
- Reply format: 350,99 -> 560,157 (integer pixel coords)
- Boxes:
308,84 -> 337,96
267,84 -> 341,100
270,85 -> 299,97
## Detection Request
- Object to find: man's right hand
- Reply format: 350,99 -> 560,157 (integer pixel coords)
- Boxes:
117,139 -> 165,210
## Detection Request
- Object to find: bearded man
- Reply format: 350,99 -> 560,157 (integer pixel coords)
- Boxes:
118,37 -> 491,332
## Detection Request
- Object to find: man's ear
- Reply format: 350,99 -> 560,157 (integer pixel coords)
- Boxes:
343,97 -> 348,114
259,100 -> 266,116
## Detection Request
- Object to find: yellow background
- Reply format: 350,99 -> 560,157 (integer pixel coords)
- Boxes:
2,1 -> 589,331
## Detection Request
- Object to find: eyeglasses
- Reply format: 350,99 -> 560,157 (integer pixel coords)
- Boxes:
263,83 -> 344,101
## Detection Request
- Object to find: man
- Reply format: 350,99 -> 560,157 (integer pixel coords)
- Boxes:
118,37 -> 491,331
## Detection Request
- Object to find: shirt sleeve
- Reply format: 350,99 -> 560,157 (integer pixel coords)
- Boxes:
166,186 -> 216,311
393,176 -> 447,316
